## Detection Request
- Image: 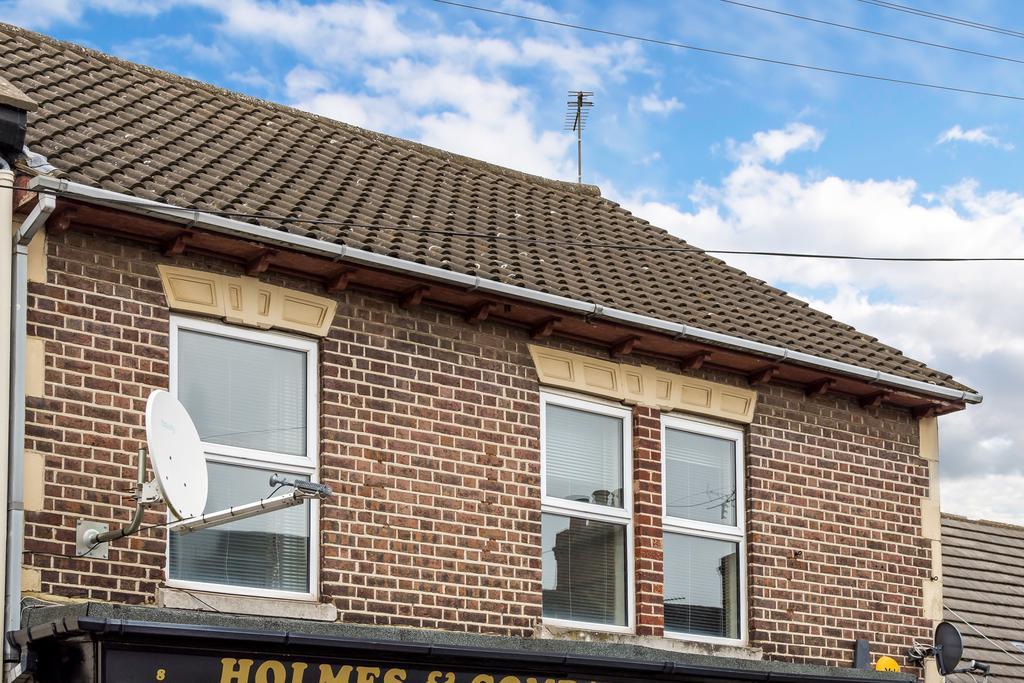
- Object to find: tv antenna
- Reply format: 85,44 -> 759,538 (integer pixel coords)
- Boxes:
565,90 -> 593,184
907,621 -> 991,681
76,390 -> 331,558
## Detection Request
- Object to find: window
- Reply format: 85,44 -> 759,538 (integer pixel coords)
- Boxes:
540,392 -> 633,632
167,316 -> 318,599
662,415 -> 745,643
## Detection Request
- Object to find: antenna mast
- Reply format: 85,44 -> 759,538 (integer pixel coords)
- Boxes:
565,90 -> 593,184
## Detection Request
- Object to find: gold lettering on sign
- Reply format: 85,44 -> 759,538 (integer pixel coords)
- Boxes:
319,665 -> 354,683
355,667 -> 381,683
215,658 -> 585,683
221,659 -> 255,683
255,661 -> 288,683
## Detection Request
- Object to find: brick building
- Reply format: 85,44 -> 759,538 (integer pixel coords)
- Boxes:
0,22 -> 979,683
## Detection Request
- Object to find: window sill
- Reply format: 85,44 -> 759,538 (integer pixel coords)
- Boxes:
157,587 -> 338,622
536,623 -> 763,660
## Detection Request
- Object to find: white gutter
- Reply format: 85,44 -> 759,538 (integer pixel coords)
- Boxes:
30,176 -> 982,406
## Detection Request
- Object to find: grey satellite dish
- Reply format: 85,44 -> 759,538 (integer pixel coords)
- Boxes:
935,621 -> 965,676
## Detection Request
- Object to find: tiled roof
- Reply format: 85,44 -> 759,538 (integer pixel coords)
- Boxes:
0,22 -> 969,391
942,514 -> 1024,683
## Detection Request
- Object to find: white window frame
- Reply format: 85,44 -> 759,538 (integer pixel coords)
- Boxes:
540,390 -> 635,634
661,414 -> 746,646
167,314 -> 320,601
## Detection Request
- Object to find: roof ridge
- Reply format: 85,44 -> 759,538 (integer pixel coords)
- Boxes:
942,512 -> 1024,534
0,21 -> 602,200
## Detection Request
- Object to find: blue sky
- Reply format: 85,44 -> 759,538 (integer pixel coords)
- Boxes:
4,0 -> 1024,522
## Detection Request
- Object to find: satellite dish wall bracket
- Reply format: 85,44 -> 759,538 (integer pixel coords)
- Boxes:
76,448 -> 157,558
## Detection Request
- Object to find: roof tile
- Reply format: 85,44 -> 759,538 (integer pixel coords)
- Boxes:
942,514 -> 1024,683
0,22 -> 971,391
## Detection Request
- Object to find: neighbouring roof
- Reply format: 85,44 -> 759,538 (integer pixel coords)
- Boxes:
942,514 -> 1024,683
0,22 -> 970,392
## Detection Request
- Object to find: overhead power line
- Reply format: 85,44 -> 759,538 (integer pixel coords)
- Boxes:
431,0 -> 1024,102
855,0 -> 1024,40
719,0 -> 1024,65
944,604 -> 1024,667
8,184 -> 1024,264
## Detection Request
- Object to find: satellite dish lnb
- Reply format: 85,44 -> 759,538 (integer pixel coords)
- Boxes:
935,621 -> 965,676
145,390 -> 209,520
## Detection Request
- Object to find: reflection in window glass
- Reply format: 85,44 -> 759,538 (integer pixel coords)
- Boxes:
664,429 -> 736,525
663,533 -> 740,638
169,462 -> 309,592
544,404 -> 623,508
541,513 -> 627,626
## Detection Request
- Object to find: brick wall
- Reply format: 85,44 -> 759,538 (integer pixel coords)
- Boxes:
746,384 -> 930,666
23,228 -> 932,664
632,405 -> 663,637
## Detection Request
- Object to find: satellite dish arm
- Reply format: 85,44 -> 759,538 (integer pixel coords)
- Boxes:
82,449 -> 160,549
169,476 -> 332,535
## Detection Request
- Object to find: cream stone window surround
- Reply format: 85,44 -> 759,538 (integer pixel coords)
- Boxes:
157,587 -> 337,621
158,265 -> 337,337
528,346 -> 756,423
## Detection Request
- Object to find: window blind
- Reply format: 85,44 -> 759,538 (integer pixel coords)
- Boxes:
169,462 -> 310,592
544,404 -> 623,508
541,513 -> 627,626
664,429 -> 736,525
663,533 -> 739,638
178,330 -> 307,457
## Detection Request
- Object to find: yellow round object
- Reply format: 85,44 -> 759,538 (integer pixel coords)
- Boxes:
875,656 -> 901,672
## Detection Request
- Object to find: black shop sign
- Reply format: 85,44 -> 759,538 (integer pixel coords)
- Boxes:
105,649 -> 602,683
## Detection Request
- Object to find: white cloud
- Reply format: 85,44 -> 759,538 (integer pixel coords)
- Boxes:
632,93 -> 685,115
0,0 -> 169,26
195,0 -> 645,179
937,125 -> 1013,151
114,34 -> 232,65
615,123 -> 1024,522
211,0 -> 414,64
636,151 -> 662,166
284,65 -> 332,101
726,122 -> 824,165
940,474 -> 1024,525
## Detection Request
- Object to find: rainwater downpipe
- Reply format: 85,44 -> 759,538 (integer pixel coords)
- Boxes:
0,162 -> 12,670
3,191 -> 54,664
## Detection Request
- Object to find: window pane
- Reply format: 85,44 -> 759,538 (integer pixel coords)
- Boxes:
541,513 -> 627,626
545,404 -> 623,508
169,462 -> 310,592
664,533 -> 740,639
178,330 -> 307,457
664,428 -> 736,525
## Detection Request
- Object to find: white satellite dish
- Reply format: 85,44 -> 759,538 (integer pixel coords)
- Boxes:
145,390 -> 208,520
76,390 -> 331,558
